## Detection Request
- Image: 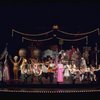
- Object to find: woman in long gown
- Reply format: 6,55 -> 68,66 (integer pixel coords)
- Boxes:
3,58 -> 10,82
57,60 -> 64,83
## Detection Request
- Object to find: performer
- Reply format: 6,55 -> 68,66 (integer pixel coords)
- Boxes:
31,59 -> 43,84
79,65 -> 88,82
89,65 -> 96,82
94,64 -> 100,84
69,64 -> 77,84
48,59 -> 55,83
80,57 -> 87,68
71,60 -> 76,69
3,54 -> 10,82
41,60 -> 48,80
56,60 -> 64,84
23,63 -> 32,83
9,56 -> 22,80
20,58 -> 28,82
0,62 -> 3,82
63,61 -> 70,80
69,46 -> 76,61
82,50 -> 89,65
75,48 -> 81,68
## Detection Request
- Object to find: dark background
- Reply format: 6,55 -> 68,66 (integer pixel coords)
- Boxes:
0,1 -> 100,58
0,1 -> 100,99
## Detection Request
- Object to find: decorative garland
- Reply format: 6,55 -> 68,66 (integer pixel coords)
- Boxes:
57,28 -> 99,36
11,25 -> 99,43
12,27 -> 100,37
22,37 -> 54,42
12,29 -> 53,37
56,36 -> 87,42
22,36 -> 87,42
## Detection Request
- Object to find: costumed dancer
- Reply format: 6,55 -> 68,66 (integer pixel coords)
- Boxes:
41,60 -> 48,80
31,59 -> 43,84
75,48 -> 81,68
3,53 -> 10,82
9,56 -> 22,80
80,57 -> 87,68
69,64 -> 77,84
20,58 -> 32,83
94,64 -> 100,84
69,46 -> 76,61
89,65 -> 96,82
0,62 -> 3,82
63,61 -> 70,80
79,65 -> 88,82
56,60 -> 64,84
82,50 -> 89,65
48,59 -> 55,83
20,58 -> 28,82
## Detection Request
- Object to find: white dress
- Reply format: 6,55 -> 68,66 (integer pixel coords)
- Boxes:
63,64 -> 70,77
42,64 -> 48,73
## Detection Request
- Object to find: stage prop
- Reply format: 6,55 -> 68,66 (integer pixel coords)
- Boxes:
19,48 -> 27,58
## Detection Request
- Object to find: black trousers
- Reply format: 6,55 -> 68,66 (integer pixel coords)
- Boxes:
48,72 -> 54,83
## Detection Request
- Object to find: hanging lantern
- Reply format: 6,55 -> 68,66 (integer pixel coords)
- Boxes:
18,48 -> 27,58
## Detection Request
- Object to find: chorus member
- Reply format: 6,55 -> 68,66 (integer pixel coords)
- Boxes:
48,59 -> 55,83
3,56 -> 10,82
56,60 -> 64,83
0,62 -> 3,81
9,56 -> 22,80
63,61 -> 70,79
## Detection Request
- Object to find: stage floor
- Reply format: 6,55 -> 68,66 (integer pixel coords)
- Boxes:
0,82 -> 100,99
0,87 -> 100,93
0,81 -> 100,94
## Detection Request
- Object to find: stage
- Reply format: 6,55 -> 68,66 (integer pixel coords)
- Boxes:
0,82 -> 100,100
0,86 -> 100,94
0,80 -> 100,93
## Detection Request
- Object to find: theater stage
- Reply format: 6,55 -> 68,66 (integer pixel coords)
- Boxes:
0,80 -> 100,93
0,82 -> 100,100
